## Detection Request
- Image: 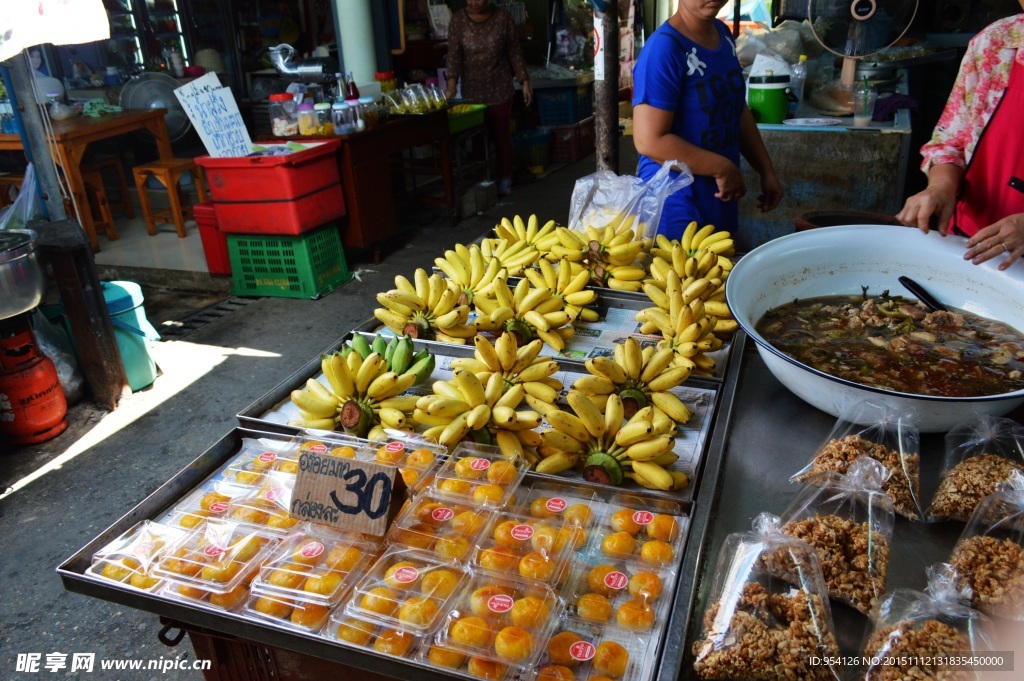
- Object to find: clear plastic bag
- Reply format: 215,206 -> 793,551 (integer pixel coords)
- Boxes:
0,162 -> 42,231
791,400 -> 924,521
691,512 -> 842,680
929,416 -> 1024,523
30,309 -> 85,404
948,471 -> 1024,620
861,564 -> 994,679
780,457 -> 896,614
567,160 -> 693,242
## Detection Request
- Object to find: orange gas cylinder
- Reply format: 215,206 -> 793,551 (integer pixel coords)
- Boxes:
0,318 -> 68,445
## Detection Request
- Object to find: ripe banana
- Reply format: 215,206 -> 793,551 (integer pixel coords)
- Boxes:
493,214 -> 562,260
471,277 -> 574,352
636,266 -> 724,375
374,269 -> 475,344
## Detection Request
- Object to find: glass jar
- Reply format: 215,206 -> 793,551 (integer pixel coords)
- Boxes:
332,101 -> 355,135
374,71 -> 398,93
358,96 -> 378,130
268,93 -> 298,137
345,98 -> 365,132
314,102 -> 333,135
297,101 -> 317,136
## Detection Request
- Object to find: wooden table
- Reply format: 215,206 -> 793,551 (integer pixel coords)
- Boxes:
0,109 -> 174,250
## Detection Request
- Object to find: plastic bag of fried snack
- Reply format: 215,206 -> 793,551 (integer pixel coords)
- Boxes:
791,400 -> 923,520
779,457 -> 895,615
948,470 -> 1024,621
929,416 -> 1024,523
860,563 -> 994,680
691,512 -> 842,680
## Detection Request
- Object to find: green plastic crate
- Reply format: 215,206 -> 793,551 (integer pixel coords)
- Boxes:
448,104 -> 486,134
227,224 -> 351,299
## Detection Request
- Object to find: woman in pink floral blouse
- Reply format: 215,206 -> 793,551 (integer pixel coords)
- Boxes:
897,6 -> 1024,270
445,0 -> 533,195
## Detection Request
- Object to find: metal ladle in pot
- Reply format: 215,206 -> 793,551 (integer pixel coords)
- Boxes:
898,276 -> 947,312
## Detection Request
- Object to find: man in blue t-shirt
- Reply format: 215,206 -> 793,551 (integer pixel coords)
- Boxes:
632,0 -> 783,241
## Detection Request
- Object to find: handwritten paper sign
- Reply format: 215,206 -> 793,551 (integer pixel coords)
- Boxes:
174,73 -> 252,158
290,451 -> 403,536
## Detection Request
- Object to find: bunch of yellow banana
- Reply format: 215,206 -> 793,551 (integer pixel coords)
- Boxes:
547,225 -> 650,292
635,270 -> 722,375
412,367 -> 542,463
572,337 -> 695,429
374,269 -> 476,344
534,391 -> 687,491
449,333 -> 563,423
433,243 -> 507,306
471,277 -> 576,352
289,345 -> 427,440
644,241 -> 738,339
578,207 -> 648,242
521,258 -> 600,323
679,221 -> 736,257
478,236 -> 541,277
492,214 -> 562,257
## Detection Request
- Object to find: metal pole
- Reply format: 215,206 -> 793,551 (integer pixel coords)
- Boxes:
594,1 -> 619,173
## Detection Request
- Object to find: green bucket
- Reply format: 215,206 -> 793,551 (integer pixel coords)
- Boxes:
102,281 -> 159,391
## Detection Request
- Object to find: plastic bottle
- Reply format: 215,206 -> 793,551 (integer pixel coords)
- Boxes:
314,102 -> 333,135
297,101 -> 317,136
358,96 -> 378,130
346,98 -> 365,132
345,71 -> 360,100
268,93 -> 298,137
792,54 -> 808,103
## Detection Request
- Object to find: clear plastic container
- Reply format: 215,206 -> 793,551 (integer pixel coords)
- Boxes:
153,520 -> 279,596
346,98 -> 365,132
470,510 -> 575,587
513,481 -> 602,532
323,611 -> 427,659
297,101 -> 317,136
345,547 -> 469,635
314,102 -> 333,136
250,523 -> 378,606
386,492 -> 497,563
531,616 -> 644,681
591,493 -> 688,568
332,102 -> 355,136
163,481 -> 252,530
269,93 -> 298,137
375,71 -> 398,93
363,431 -> 445,493
564,557 -> 674,630
244,592 -> 334,631
224,473 -> 300,535
359,96 -> 378,130
88,521 -> 186,592
429,442 -> 530,509
222,437 -> 303,487
162,566 -> 258,612
434,573 -> 565,671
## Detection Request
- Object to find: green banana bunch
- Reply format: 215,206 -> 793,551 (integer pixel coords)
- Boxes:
344,333 -> 434,383
289,341 -> 434,439
534,391 -> 683,491
572,336 -> 695,427
635,268 -> 723,376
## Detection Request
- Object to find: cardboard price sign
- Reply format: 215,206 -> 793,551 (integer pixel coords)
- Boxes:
290,451 -> 400,536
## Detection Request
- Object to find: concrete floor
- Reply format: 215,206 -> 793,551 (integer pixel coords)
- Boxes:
0,151 -> 604,679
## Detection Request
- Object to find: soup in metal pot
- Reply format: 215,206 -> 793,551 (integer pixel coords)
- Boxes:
755,294 -> 1024,397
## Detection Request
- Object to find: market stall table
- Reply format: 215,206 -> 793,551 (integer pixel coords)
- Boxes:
0,108 -> 174,251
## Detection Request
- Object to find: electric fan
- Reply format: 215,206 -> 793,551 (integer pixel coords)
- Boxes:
118,72 -> 192,142
808,0 -> 918,88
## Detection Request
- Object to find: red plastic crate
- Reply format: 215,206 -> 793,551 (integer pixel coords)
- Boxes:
548,116 -> 595,164
195,139 -> 345,236
193,202 -> 231,275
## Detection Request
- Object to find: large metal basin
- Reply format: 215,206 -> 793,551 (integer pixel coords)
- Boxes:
0,229 -> 44,319
725,225 -> 1024,432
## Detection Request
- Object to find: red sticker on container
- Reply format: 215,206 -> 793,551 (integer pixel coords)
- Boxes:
569,641 -> 596,662
385,441 -> 405,453
204,544 -> 226,558
469,458 -> 491,471
545,497 -> 567,513
208,501 -> 229,514
487,594 -> 514,613
257,451 -> 277,464
431,507 -> 456,522
300,542 -> 325,559
604,571 -> 629,590
265,488 -> 286,502
393,566 -> 419,584
510,524 -> 534,541
306,444 -> 328,454
632,511 -> 654,526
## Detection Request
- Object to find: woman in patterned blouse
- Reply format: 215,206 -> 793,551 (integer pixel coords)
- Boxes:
897,5 -> 1024,270
445,0 -> 534,195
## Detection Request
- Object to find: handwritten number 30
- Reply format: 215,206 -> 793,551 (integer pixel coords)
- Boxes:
330,469 -> 392,519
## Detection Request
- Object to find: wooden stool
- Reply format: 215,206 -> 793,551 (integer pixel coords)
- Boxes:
82,156 -> 135,219
82,170 -> 118,242
132,158 -> 208,238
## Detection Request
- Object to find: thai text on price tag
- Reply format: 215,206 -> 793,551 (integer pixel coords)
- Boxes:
290,451 -> 401,536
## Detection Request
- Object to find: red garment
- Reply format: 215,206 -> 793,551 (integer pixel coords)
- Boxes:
954,59 -> 1024,236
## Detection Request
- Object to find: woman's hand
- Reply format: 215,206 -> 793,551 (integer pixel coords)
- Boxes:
964,213 -> 1024,270
444,80 -> 458,100
757,171 -> 783,212
522,81 -> 533,107
896,186 -> 957,235
713,160 -> 746,203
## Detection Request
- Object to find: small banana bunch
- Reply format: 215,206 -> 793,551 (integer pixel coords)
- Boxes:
547,226 -> 650,292
636,270 -> 722,375
645,239 -> 737,339
472,277 -> 576,352
289,335 -> 431,440
578,207 -> 648,241
434,243 -> 507,306
679,221 -> 736,257
477,237 -> 541,277
413,367 -> 542,462
573,337 -> 694,426
450,333 -> 563,421
522,258 -> 600,323
492,214 -> 561,258
374,269 -> 476,343
535,391 -> 688,491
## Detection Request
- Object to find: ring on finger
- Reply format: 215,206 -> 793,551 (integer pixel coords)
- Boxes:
1001,243 -> 1010,253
